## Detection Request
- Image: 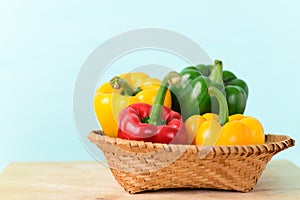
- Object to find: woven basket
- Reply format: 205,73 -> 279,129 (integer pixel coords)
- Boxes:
88,131 -> 294,194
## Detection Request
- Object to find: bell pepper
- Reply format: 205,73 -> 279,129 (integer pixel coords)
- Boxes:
117,72 -> 188,144
170,59 -> 248,120
223,70 -> 248,115
185,86 -> 265,146
94,72 -> 172,138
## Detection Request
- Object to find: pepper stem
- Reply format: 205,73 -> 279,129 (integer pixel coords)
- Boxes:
110,76 -> 141,96
207,86 -> 229,126
209,60 -> 224,86
148,71 -> 182,125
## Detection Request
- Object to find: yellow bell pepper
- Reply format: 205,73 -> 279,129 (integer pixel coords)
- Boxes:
185,86 -> 265,146
94,72 -> 172,137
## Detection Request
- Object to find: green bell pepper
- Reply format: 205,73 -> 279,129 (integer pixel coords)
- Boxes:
222,70 -> 248,115
170,60 -> 248,121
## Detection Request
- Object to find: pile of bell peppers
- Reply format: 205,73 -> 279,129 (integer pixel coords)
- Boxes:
94,60 -> 265,146
94,72 -> 171,138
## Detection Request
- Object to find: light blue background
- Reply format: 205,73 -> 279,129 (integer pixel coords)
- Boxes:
1,0 -> 299,171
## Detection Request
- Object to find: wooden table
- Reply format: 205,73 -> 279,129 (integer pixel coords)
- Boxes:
0,160 -> 299,200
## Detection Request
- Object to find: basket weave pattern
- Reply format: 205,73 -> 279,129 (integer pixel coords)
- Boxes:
88,131 -> 294,193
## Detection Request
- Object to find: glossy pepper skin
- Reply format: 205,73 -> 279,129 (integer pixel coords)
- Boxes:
117,71 -> 188,144
170,60 -> 225,121
185,87 -> 264,146
223,70 -> 248,115
118,103 -> 187,144
170,60 -> 248,120
94,72 -> 172,138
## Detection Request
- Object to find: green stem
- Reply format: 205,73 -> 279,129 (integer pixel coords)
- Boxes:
207,86 -> 229,126
148,71 -> 182,125
110,76 -> 140,96
209,59 -> 224,86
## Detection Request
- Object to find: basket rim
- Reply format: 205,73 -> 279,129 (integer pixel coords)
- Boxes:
88,130 -> 295,155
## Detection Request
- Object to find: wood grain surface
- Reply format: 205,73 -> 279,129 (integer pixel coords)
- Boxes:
0,160 -> 299,200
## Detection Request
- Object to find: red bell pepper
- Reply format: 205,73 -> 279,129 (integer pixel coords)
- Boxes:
117,71 -> 188,144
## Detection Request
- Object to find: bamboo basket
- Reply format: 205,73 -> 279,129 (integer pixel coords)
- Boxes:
88,131 -> 294,194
